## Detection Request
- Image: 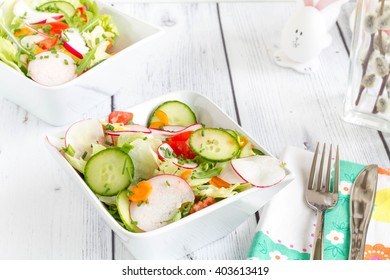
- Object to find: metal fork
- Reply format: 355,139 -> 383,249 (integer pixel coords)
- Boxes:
306,143 -> 340,260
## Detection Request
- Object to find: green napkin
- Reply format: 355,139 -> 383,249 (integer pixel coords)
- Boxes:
247,147 -> 368,260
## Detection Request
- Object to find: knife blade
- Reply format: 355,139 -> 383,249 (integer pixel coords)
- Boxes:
349,164 -> 378,260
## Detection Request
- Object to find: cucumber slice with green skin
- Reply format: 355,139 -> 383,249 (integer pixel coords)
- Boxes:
189,128 -> 240,162
147,100 -> 197,126
84,149 -> 134,196
116,190 -> 143,233
37,1 -> 76,18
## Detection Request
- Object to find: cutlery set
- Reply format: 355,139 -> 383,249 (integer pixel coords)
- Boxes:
305,143 -> 378,260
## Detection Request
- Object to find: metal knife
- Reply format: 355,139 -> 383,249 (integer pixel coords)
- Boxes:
349,164 -> 378,260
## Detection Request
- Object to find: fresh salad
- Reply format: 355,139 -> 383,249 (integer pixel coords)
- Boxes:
0,0 -> 118,86
48,100 -> 287,232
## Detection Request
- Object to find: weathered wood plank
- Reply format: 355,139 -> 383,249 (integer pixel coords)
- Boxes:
0,97 -> 112,259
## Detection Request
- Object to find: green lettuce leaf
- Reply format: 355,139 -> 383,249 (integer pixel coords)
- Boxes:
193,184 -> 238,198
99,14 -> 118,36
79,0 -> 99,33
64,153 -> 86,173
0,36 -> 23,73
128,138 -> 161,181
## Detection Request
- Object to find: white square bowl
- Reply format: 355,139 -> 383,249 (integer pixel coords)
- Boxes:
45,91 -> 294,259
0,0 -> 163,126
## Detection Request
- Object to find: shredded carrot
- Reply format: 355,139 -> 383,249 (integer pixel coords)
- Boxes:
106,38 -> 113,51
14,27 -> 34,38
129,181 -> 153,203
149,121 -> 165,129
378,167 -> 390,176
34,46 -> 44,55
239,136 -> 248,147
209,176 -> 230,188
155,109 -> 169,125
180,170 -> 193,180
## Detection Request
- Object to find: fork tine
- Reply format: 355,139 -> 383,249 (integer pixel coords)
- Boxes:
316,143 -> 326,191
308,142 -> 320,190
333,145 -> 340,194
325,144 -> 332,192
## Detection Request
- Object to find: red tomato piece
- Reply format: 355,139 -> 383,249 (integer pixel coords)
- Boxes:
169,131 -> 192,142
166,139 -> 196,159
36,37 -> 58,50
43,22 -> 69,35
108,111 -> 134,125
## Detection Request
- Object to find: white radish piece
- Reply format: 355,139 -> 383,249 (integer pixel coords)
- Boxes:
13,0 -> 63,24
157,143 -> 198,169
218,162 -> 246,185
62,28 -> 89,59
24,23 -> 49,37
20,35 -> 45,48
150,123 -> 203,139
45,135 -> 65,150
230,155 -> 286,188
64,119 -> 105,159
28,51 -> 76,86
105,124 -> 152,136
161,125 -> 186,132
130,174 -> 195,231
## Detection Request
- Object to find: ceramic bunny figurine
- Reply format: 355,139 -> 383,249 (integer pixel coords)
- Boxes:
274,0 -> 348,74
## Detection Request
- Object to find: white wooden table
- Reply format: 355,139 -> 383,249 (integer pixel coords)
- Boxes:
1,1 -> 389,260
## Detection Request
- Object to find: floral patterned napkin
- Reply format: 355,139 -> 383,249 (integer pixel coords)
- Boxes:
247,146 -> 390,260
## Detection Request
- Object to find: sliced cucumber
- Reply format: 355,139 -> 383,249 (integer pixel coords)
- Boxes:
189,128 -> 239,162
84,149 -> 134,196
37,1 -> 76,18
116,190 -> 143,233
148,100 -> 197,127
238,142 -> 256,158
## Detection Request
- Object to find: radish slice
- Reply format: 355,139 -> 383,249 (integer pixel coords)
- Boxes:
20,35 -> 46,48
157,143 -> 198,169
161,125 -> 186,132
28,51 -> 76,86
65,119 -> 105,158
130,174 -> 195,231
46,135 -> 64,150
218,162 -> 246,185
13,0 -> 63,24
62,28 -> 89,59
24,23 -> 49,38
230,155 -> 286,188
105,124 -> 152,136
150,123 -> 203,139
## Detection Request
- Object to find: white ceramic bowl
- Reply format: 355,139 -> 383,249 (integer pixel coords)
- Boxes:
45,91 -> 294,259
0,0 -> 163,126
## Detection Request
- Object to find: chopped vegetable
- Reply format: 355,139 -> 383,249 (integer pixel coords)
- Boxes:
108,111 -> 134,125
128,180 -> 153,203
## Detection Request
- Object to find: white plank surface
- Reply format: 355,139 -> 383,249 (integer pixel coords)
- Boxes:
0,98 -> 113,259
219,2 -> 390,166
0,0 -> 389,261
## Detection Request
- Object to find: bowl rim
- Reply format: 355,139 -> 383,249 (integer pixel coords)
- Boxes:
44,90 -> 294,239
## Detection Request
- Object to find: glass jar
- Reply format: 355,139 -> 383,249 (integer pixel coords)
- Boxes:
344,0 -> 390,132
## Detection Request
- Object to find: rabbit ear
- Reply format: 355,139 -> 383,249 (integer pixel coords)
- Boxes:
318,0 -> 349,30
303,0 -> 314,6
315,0 -> 339,10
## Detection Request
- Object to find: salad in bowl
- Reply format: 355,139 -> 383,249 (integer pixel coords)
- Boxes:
48,99 -> 287,233
0,0 -> 118,86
